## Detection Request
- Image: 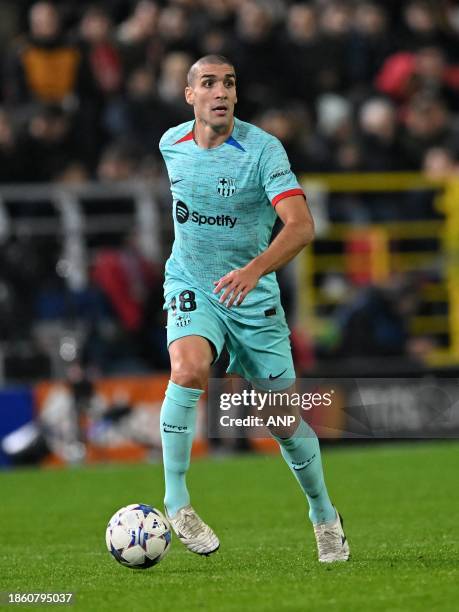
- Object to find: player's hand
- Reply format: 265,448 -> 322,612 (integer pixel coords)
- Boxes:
213,264 -> 261,307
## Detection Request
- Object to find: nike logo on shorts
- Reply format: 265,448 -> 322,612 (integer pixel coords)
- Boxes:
268,368 -> 287,380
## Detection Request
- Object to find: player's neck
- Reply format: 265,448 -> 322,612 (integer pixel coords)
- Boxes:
193,118 -> 234,149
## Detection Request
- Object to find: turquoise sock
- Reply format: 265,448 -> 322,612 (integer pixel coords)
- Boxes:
160,381 -> 203,517
273,419 -> 336,524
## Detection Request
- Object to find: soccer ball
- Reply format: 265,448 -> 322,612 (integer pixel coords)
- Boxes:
105,504 -> 171,569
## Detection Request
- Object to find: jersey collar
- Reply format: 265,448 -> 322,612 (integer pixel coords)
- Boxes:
173,118 -> 245,151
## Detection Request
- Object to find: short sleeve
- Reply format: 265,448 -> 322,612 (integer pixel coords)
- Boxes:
159,128 -> 172,154
259,137 -> 305,207
159,129 -> 173,178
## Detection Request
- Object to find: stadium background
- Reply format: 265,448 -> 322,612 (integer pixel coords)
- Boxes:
1,0 -> 459,462
0,0 -> 459,610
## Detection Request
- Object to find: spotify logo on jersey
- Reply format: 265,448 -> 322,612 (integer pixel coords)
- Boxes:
175,200 -> 189,224
174,200 -> 237,228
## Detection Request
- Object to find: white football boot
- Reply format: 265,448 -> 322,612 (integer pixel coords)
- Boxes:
313,509 -> 350,563
166,505 -> 220,556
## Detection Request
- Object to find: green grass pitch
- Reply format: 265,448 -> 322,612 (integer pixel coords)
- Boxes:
1,442 -> 458,611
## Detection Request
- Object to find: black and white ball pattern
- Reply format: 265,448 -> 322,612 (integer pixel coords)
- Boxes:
106,504 -> 171,569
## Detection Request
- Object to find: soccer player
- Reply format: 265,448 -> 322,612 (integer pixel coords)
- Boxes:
159,55 -> 349,563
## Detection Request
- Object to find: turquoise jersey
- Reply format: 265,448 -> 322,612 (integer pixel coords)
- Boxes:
159,117 -> 304,322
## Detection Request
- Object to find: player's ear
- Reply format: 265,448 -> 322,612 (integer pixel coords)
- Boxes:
185,86 -> 194,106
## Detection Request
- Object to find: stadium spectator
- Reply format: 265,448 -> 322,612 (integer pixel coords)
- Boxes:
231,1 -> 283,115
315,0 -> 353,95
198,0 -> 235,31
0,235 -> 60,341
156,52 -> 194,124
348,1 -> 395,91
445,0 -> 459,59
79,5 -> 123,98
92,234 -> 161,334
332,279 -> 422,359
357,97 -> 405,171
281,4 -> 321,106
309,93 -> 355,171
4,1 -> 90,108
400,0 -> 446,51
21,104 -> 80,182
97,140 -> 142,181
104,66 -> 175,155
422,146 -> 459,179
91,233 -> 167,370
157,5 -> 197,55
197,26 -> 232,59
375,45 -> 459,110
256,106 -> 314,173
400,93 -> 459,169
412,46 -> 459,112
77,5 -> 126,167
116,0 -> 161,75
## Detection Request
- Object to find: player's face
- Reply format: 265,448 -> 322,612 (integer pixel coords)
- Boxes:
185,64 -> 237,130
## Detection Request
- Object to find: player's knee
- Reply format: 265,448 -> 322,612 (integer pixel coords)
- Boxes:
267,413 -> 302,440
170,358 -> 209,390
271,428 -> 301,446
268,415 -> 309,444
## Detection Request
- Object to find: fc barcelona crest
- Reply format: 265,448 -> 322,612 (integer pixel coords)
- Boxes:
217,177 -> 236,197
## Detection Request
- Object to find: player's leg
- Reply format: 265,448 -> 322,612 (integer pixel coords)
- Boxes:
270,408 -> 349,561
271,402 -> 349,562
160,288 -> 224,555
261,387 -> 337,528
226,317 -> 335,520
267,400 -> 336,526
226,316 -> 349,561
162,335 -> 212,516
162,335 -> 220,555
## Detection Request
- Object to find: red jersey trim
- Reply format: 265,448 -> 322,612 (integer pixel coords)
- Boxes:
271,188 -> 305,207
173,131 -> 194,145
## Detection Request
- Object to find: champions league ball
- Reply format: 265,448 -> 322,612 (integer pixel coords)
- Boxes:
106,504 -> 171,569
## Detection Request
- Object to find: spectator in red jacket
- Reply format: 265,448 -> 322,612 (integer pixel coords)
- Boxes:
375,45 -> 459,111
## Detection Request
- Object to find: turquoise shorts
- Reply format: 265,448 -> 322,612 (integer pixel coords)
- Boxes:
164,285 -> 295,389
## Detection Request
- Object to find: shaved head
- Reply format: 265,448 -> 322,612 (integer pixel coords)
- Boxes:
184,55 -> 237,141
187,54 -> 235,86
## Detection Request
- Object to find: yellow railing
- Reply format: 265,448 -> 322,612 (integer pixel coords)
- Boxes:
298,173 -> 459,366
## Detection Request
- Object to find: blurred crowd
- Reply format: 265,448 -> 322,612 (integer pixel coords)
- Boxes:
1,0 -> 459,182
1,0 -> 457,380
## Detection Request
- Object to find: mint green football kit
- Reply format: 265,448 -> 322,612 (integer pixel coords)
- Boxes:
159,118 -> 336,526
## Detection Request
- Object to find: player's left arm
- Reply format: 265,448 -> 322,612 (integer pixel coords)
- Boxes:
213,194 -> 314,307
252,194 -> 314,273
